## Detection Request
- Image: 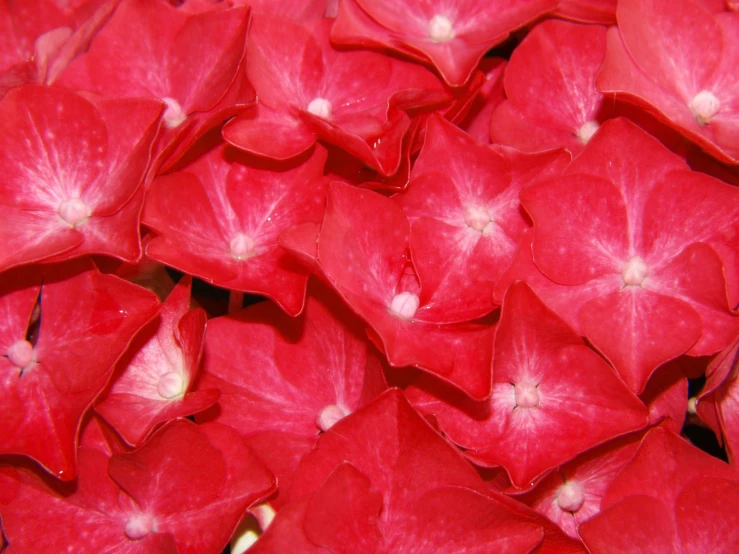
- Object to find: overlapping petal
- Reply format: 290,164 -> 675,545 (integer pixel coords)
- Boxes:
0,84 -> 162,271
316,180 -> 495,399
94,276 -> 217,446
408,283 -> 647,488
596,0 -> 739,162
519,118 -> 739,392
331,0 -> 557,86
0,261 -> 159,479
143,144 -> 327,316
224,14 -> 447,176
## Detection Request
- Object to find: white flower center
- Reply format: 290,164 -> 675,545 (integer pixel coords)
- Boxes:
307,97 -> 332,120
162,97 -> 187,128
58,197 -> 89,227
124,513 -> 154,540
157,372 -> 185,399
514,382 -> 539,408
428,15 -> 454,42
389,291 -> 420,320
229,232 -> 255,261
464,205 -> 493,233
7,339 -> 34,369
621,256 -> 648,287
316,404 -> 348,432
557,481 -> 585,512
690,90 -> 720,125
577,120 -> 600,144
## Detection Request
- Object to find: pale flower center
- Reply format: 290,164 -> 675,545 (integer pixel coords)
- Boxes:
690,90 -> 720,125
621,256 -> 649,287
7,339 -> 34,369
389,291 -> 420,320
124,513 -> 154,540
157,372 -> 185,399
514,382 -> 539,408
464,205 -> 493,233
162,97 -> 187,128
316,404 -> 348,432
58,197 -> 89,227
577,120 -> 600,144
557,481 -> 585,512
307,97 -> 332,120
229,232 -> 255,261
428,15 -> 454,42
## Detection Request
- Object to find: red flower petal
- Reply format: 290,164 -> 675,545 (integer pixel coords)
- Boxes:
317,181 -> 495,399
95,276 -> 217,446
332,0 -> 557,86
0,84 -> 162,270
579,496 -> 678,554
303,463 -> 383,554
144,144 -> 327,316
491,20 -> 607,153
290,389 -> 544,550
109,420 -> 276,553
0,261 -> 159,479
519,434 -> 641,538
198,285 -> 386,438
579,289 -> 701,393
408,283 -> 647,488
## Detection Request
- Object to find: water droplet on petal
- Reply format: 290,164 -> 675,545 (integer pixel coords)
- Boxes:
428,14 -> 454,42
307,97 -> 332,120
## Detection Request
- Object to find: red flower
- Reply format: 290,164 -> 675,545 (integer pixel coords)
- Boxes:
408,283 -> 647,489
57,0 -> 251,169
223,14 -> 446,176
94,276 -> 218,446
489,20 -> 608,153
254,390 -> 547,553
0,84 -> 161,271
196,285 -> 387,506
579,427 -> 739,552
597,0 -> 739,163
508,118 -> 739,392
396,115 -> 570,320
331,0 -> 557,86
0,419 -> 276,553
143,143 -> 327,316
314,181 -> 495,399
0,261 -> 158,479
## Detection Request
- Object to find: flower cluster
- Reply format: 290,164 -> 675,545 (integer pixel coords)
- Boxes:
1,0 -> 739,552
